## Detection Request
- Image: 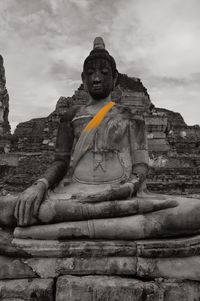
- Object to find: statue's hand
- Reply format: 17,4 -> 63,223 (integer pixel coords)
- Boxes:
14,182 -> 47,226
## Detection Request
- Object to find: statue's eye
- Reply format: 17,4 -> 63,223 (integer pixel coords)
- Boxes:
87,69 -> 94,75
101,68 -> 109,75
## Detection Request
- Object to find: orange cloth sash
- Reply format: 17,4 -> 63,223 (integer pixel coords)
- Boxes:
83,101 -> 115,132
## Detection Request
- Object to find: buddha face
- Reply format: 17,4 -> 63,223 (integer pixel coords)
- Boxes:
82,59 -> 117,100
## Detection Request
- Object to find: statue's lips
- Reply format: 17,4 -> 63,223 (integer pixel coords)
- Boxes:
92,85 -> 103,91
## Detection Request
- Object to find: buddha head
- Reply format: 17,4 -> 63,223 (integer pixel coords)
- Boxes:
82,37 -> 118,100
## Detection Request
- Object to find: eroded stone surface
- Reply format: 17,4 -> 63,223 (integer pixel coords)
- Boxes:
159,279 -> 200,301
56,275 -> 161,301
137,234 -> 200,258
12,239 -> 136,258
3,234 -> 200,283
3,236 -> 200,282
0,256 -> 36,279
3,252 -> 200,282
11,235 -> 200,259
0,255 -> 136,279
0,278 -> 53,301
56,276 -> 200,301
23,257 -> 136,278
137,256 -> 200,281
1,276 -> 200,301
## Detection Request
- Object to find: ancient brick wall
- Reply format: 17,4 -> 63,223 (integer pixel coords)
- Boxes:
0,54 -> 11,150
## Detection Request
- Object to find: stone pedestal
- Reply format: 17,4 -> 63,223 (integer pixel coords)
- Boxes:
56,276 -> 200,301
1,232 -> 200,300
0,279 -> 54,301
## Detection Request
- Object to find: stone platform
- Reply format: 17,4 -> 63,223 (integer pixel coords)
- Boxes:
1,229 -> 200,300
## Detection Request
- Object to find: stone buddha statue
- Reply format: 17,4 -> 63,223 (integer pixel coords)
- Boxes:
1,37 -> 200,241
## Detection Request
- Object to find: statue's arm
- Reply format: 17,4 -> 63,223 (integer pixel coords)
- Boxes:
14,107 -> 77,226
39,110 -> 75,189
129,117 -> 149,192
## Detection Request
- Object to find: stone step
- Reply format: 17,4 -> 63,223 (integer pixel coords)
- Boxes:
56,275 -> 200,301
11,234 -> 200,259
0,279 -> 53,300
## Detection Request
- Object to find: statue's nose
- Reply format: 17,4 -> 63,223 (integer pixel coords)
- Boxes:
93,71 -> 101,84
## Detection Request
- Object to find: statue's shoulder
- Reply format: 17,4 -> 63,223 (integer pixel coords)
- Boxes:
115,104 -> 144,123
60,106 -> 80,123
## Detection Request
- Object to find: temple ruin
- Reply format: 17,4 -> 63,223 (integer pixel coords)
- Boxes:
1,61 -> 200,195
0,55 -> 11,151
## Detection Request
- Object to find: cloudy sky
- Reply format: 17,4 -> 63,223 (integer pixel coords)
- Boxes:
0,0 -> 199,131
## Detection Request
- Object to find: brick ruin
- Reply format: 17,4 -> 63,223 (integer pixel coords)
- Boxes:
0,55 -> 12,188
0,55 -> 11,150
0,56 -> 200,195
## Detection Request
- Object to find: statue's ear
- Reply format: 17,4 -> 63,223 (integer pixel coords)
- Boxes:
113,71 -> 119,88
81,72 -> 88,91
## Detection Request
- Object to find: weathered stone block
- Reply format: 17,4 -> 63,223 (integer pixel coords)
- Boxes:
159,279 -> 200,301
148,139 -> 170,152
11,235 -> 200,259
137,256 -> 200,281
23,257 -> 136,278
12,238 -> 137,258
0,256 -> 36,279
56,276 -> 200,301
0,255 -> 136,279
0,278 -> 54,301
137,234 -> 200,258
148,132 -> 166,139
56,275 -> 160,301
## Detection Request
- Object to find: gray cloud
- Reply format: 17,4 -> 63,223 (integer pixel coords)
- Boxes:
146,74 -> 200,88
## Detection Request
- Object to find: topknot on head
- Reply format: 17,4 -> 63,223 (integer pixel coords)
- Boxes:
93,37 -> 105,50
83,37 -> 118,76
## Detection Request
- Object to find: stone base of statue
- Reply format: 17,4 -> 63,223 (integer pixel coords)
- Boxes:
1,227 -> 200,300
